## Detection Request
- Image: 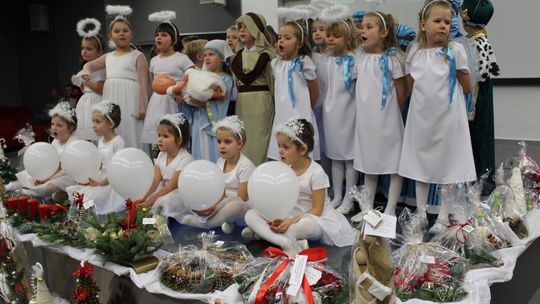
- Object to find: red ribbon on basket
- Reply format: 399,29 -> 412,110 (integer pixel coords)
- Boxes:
255,247 -> 327,304
447,217 -> 473,245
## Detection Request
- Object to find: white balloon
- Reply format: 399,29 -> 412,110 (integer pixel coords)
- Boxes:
60,140 -> 101,183
178,160 -> 225,211
23,142 -> 60,180
108,148 -> 154,200
248,161 -> 299,220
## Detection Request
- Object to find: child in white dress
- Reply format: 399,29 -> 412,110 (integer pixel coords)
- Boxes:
398,0 -> 475,229
181,116 -> 255,233
243,118 -> 356,251
16,102 -> 79,197
139,113 -> 194,222
319,9 -> 359,212
268,19 -> 320,161
82,8 -> 149,150
141,11 -> 194,144
352,12 -> 407,216
72,18 -> 106,141
66,101 -> 125,214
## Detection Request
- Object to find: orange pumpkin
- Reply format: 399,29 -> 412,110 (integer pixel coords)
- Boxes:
152,74 -> 176,95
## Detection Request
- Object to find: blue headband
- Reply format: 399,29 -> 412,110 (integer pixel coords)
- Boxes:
353,10 -> 366,23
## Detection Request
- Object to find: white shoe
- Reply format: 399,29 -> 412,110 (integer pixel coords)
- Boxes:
5,181 -> 21,192
336,201 -> 354,215
330,197 -> 343,209
241,227 -> 260,240
18,188 -> 42,198
221,222 -> 235,234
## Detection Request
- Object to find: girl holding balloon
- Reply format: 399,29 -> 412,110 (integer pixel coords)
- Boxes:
180,115 -> 255,233
15,102 -> 79,197
139,113 -> 194,221
243,118 -> 356,251
66,100 -> 126,214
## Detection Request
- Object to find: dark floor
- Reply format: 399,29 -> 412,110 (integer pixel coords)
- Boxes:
6,139 -> 540,303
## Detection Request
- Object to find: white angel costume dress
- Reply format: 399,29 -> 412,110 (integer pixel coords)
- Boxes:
16,136 -> 79,197
151,150 -> 194,220
141,52 -> 193,144
268,56 -> 320,160
72,69 -> 106,141
66,135 -> 126,214
398,42 -> 476,184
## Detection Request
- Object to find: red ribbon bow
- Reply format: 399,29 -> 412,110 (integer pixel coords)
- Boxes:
72,262 -> 94,278
255,247 -> 327,304
123,199 -> 139,235
73,192 -> 85,210
447,217 -> 474,244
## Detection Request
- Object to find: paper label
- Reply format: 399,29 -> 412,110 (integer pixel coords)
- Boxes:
463,225 -> 474,234
304,266 -> 322,286
364,210 -> 383,227
142,217 -> 157,225
83,200 -> 95,210
363,213 -> 397,239
420,255 -> 436,264
287,255 -> 308,296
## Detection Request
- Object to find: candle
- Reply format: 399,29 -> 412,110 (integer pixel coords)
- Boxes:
27,198 -> 39,219
38,204 -> 52,220
16,197 -> 28,215
5,198 -> 18,213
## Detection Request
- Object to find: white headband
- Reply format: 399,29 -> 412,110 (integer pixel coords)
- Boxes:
160,113 -> 186,138
373,12 -> 387,31
148,11 -> 178,40
213,115 -> 246,141
320,4 -> 353,37
294,21 -> 305,43
92,100 -> 115,126
49,102 -> 75,123
106,5 -> 132,23
422,0 -> 450,20
275,118 -> 307,147
76,18 -> 102,50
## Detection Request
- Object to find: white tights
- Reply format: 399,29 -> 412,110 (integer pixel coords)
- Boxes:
244,209 -> 323,250
330,160 -> 359,209
181,199 -> 247,228
363,174 -> 402,215
415,182 -> 452,221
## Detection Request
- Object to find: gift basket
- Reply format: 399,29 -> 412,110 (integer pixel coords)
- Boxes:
431,184 -> 503,268
469,172 -> 519,250
512,141 -> 540,210
391,208 -> 470,302
160,231 -> 253,294
489,164 -> 529,239
234,247 -> 348,304
349,186 -> 395,304
31,192 -> 97,246
84,201 -> 166,268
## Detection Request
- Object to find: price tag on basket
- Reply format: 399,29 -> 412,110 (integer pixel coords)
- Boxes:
363,213 -> 397,239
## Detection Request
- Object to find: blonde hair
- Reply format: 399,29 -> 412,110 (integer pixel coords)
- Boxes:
364,11 -> 400,51
109,18 -> 132,33
325,17 -> 357,52
417,0 -> 452,48
183,39 -> 208,62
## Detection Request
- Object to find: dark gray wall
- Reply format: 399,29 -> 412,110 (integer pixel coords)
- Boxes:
105,0 -> 240,44
1,0 -> 239,111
